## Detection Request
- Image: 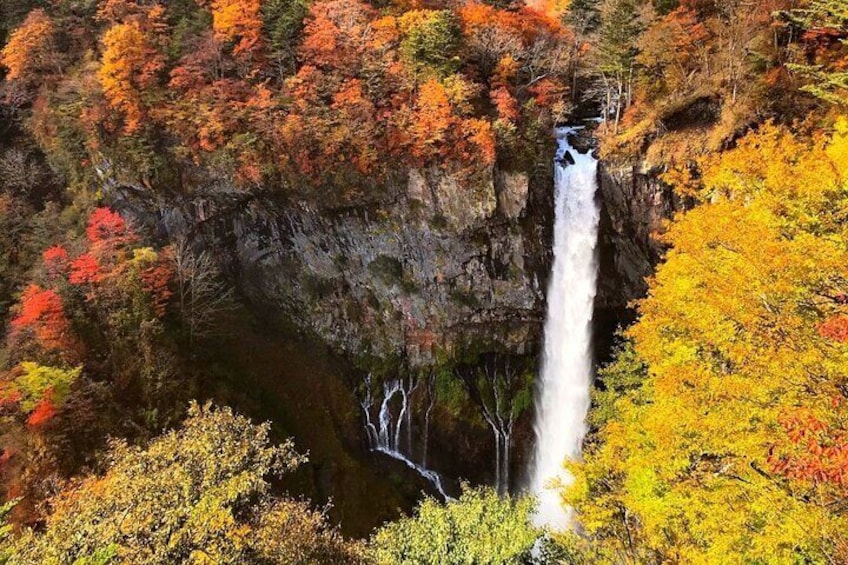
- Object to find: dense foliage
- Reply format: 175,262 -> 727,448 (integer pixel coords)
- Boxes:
0,0 -> 574,197
0,204 -> 206,522
2,0 -> 848,564
9,403 -> 366,564
371,486 -> 539,564
567,93 -> 848,565
563,0 -> 848,162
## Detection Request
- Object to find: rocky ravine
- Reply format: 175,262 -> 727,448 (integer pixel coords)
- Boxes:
104,142 -> 682,504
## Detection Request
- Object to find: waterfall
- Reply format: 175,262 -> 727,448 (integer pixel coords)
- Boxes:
530,126 -> 600,530
360,375 -> 451,500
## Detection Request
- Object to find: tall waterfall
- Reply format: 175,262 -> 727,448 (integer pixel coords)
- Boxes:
530,127 -> 600,530
360,375 -> 450,500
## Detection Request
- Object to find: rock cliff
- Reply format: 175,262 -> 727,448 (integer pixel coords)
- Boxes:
106,161 -> 555,368
594,159 -> 687,358
104,137 -> 683,499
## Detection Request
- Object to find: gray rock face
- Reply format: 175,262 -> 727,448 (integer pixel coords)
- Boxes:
106,163 -> 554,367
105,143 -> 679,370
594,160 -> 687,343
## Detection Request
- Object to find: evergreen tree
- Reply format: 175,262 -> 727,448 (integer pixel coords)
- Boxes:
594,0 -> 644,128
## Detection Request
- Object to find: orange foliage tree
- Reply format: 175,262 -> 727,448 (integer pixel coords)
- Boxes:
299,0 -> 375,70
0,9 -> 58,84
3,0 -> 574,189
98,19 -> 166,133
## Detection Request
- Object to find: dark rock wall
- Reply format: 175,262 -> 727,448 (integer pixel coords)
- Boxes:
104,145 -> 681,496
593,160 -> 686,360
106,161 -> 555,368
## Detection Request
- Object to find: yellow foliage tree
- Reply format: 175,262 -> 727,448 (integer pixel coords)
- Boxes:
209,0 -> 264,55
567,120 -> 848,564
10,403 -> 365,564
97,21 -> 165,133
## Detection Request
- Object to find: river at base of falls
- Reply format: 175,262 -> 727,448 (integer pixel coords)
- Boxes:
529,126 -> 601,530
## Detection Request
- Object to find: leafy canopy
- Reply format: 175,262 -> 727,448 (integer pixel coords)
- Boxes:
567,120 -> 848,564
370,486 -> 539,565
10,403 -> 364,565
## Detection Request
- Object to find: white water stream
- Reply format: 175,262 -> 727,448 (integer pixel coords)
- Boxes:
530,127 -> 600,530
360,375 -> 450,500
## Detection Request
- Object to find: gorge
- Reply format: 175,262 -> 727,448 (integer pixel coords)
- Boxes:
3,1 -> 845,561
98,120 -> 672,534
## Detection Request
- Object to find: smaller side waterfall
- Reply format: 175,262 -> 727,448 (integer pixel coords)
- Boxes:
360,375 -> 450,500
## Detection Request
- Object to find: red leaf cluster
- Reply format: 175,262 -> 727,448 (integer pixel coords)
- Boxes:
86,207 -> 135,248
10,285 -> 73,353
26,393 -> 58,427
42,246 -> 69,274
770,410 -> 848,493
819,315 -> 848,343
69,253 -> 104,285
140,259 -> 175,317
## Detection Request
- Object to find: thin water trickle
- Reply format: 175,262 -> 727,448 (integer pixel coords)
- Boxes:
361,375 -> 451,500
530,127 -> 600,530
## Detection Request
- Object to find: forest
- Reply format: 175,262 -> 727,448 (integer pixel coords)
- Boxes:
0,0 -> 846,563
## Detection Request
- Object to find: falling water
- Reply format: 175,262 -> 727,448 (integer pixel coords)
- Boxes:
530,127 -> 600,530
360,375 -> 451,500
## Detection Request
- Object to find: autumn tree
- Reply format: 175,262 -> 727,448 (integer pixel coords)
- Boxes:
0,9 -> 64,106
209,0 -> 264,56
0,9 -> 59,91
636,6 -> 710,98
9,403 -> 365,564
98,17 -> 166,133
0,500 -> 13,565
299,0 -> 375,70
9,285 -> 77,360
1,363 -> 82,427
567,121 -> 848,563
407,78 -> 456,158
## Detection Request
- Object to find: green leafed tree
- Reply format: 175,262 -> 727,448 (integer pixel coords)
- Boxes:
370,486 -> 539,565
0,500 -> 15,565
9,403 -> 365,565
400,10 -> 462,78
787,0 -> 848,106
262,0 -> 309,79
594,0 -> 644,129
